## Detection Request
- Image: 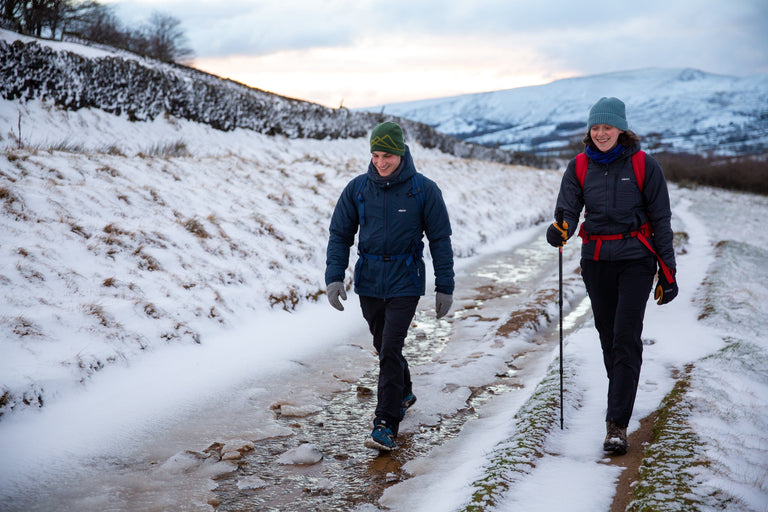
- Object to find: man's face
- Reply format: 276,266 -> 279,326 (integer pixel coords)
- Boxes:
371,151 -> 402,177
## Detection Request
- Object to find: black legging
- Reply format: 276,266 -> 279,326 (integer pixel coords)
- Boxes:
581,256 -> 656,427
360,295 -> 420,433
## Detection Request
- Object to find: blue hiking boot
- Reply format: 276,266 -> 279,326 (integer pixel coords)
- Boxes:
401,392 -> 417,419
364,420 -> 397,451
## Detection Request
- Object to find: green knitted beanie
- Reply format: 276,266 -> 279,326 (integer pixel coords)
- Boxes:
588,97 -> 628,131
370,122 -> 405,155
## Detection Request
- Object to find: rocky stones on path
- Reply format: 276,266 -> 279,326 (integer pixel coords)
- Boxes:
277,443 -> 324,465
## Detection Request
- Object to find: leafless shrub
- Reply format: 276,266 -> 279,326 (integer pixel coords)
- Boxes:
0,186 -> 27,220
269,289 -> 301,311
0,391 -> 10,412
146,188 -> 166,205
134,247 -> 162,271
161,322 -> 201,344
104,223 -> 130,236
76,355 -> 105,376
84,304 -> 117,328
97,166 -> 120,177
104,145 -> 125,156
144,141 -> 191,158
16,262 -> 45,282
267,191 -> 294,207
252,215 -> 285,241
70,224 -> 91,238
11,316 -> 43,337
182,217 -> 210,238
657,152 -> 768,195
142,302 -> 161,319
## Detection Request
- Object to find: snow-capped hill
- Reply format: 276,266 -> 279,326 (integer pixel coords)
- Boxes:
364,68 -> 768,156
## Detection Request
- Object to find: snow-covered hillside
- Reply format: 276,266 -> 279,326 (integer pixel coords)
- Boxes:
364,68 -> 768,156
0,95 -> 557,418
0,29 -> 543,168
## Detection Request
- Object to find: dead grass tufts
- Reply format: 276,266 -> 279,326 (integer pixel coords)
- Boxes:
97,166 -> 120,177
142,302 -> 162,319
182,217 -> 210,239
134,247 -> 162,271
69,223 -> 91,239
84,304 -> 119,328
0,186 -> 27,220
269,289 -> 302,311
12,316 -> 44,337
103,223 -> 130,236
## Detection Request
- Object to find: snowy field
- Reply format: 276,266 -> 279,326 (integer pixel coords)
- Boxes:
1,92 -> 768,512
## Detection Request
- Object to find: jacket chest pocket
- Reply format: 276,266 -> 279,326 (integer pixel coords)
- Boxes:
615,174 -> 641,210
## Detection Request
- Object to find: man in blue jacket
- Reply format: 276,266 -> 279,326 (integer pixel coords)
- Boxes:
325,121 -> 455,451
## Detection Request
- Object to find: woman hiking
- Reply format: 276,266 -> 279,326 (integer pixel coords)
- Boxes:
546,97 -> 678,454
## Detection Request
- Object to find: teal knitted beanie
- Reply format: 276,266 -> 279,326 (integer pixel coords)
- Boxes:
588,97 -> 628,131
370,122 -> 405,155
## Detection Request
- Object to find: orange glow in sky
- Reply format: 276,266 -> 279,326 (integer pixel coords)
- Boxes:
193,34 -> 577,108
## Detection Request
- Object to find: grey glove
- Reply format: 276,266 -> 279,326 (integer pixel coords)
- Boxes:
326,281 -> 347,311
435,292 -> 453,319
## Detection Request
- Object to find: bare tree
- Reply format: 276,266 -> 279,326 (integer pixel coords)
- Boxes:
142,11 -> 193,63
3,1 -> 194,65
64,0 -> 124,47
1,0 -> 24,30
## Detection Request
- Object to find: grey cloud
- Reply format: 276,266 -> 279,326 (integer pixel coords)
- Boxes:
110,0 -> 767,74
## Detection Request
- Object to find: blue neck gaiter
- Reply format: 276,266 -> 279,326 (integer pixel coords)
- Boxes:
586,144 -> 625,164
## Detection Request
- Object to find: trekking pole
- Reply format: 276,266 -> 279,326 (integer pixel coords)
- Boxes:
556,207 -> 564,430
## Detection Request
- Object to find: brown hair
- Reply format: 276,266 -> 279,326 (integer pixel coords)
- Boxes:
582,129 -> 641,150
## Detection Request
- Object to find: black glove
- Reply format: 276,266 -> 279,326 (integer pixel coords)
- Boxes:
654,268 -> 678,305
546,220 -> 569,248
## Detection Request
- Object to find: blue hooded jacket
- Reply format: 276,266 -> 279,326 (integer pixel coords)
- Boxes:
325,145 -> 454,298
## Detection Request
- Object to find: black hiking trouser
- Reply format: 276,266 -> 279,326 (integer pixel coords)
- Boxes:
581,256 -> 656,428
359,295 -> 420,435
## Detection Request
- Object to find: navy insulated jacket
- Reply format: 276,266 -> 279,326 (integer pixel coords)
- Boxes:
554,143 -> 676,270
325,145 -> 454,298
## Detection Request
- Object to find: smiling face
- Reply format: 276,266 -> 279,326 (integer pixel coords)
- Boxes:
371,151 -> 402,177
590,124 -> 623,152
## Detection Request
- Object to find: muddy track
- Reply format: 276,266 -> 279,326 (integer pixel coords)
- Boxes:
210,234 -> 590,511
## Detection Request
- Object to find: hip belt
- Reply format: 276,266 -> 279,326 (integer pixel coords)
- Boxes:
578,221 -> 674,283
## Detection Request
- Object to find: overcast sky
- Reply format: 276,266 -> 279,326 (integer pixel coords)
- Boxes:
107,0 -> 768,108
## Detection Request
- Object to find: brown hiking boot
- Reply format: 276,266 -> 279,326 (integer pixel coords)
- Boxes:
603,421 -> 628,455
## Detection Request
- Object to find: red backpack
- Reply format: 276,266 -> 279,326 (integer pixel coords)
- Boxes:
575,151 -> 674,283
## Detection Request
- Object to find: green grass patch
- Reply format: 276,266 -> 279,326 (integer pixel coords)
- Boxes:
460,357 -> 572,511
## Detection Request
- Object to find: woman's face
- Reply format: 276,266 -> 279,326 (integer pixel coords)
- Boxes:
590,124 -> 623,152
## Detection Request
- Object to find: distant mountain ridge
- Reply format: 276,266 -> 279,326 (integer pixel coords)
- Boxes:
363,68 -> 768,157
